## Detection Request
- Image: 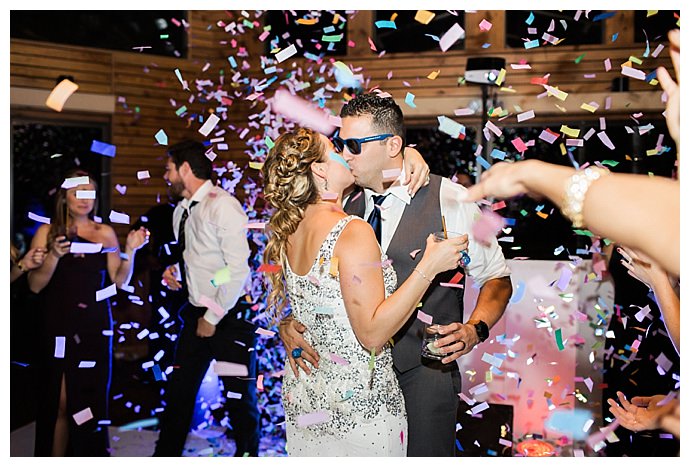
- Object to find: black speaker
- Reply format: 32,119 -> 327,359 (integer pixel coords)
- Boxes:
455,402 -> 514,457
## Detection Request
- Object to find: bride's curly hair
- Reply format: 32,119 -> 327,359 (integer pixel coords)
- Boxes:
261,127 -> 325,322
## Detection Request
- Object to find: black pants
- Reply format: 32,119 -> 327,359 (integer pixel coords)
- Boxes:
153,302 -> 260,456
395,361 -> 461,457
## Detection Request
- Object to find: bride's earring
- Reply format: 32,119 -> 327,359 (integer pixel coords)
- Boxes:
324,178 -> 329,191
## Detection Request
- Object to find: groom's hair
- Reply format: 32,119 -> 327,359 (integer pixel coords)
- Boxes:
340,93 -> 405,140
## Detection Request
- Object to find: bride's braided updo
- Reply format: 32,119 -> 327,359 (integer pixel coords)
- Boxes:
261,127 -> 325,322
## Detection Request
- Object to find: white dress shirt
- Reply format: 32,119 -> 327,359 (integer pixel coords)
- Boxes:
173,180 -> 251,325
361,163 -> 511,287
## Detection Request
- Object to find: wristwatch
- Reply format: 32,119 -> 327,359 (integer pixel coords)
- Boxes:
467,319 -> 489,343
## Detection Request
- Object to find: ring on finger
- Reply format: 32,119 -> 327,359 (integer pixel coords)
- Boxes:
291,347 -> 303,359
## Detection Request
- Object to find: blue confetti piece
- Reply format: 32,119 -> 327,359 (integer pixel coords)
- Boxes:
545,407 -> 593,440
503,218 -> 516,226
118,417 -> 159,431
482,43 -> 492,49
524,39 -> 540,49
405,92 -> 417,109
227,56 -> 237,68
424,34 -> 440,42
526,11 -> 535,25
476,155 -> 491,170
90,140 -> 116,157
612,33 -> 619,42
593,11 -> 616,22
509,281 -> 526,304
329,151 -> 350,170
487,449 -> 498,456
456,439 -> 464,452
152,364 -> 164,381
375,20 -> 396,29
323,25 -> 335,33
154,129 -> 168,146
490,148 -> 507,160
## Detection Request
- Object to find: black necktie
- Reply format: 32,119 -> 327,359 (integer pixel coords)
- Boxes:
178,201 -> 198,289
366,194 -> 389,244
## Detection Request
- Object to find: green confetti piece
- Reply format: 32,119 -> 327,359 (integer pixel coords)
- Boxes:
175,105 -> 187,116
555,328 -> 565,351
368,348 -> 375,370
118,417 -> 159,431
265,136 -> 275,149
601,160 -> 619,167
211,267 -> 231,287
341,390 -> 354,401
160,34 -> 169,39
628,56 -> 643,65
242,19 -> 254,29
602,238 -> 613,246
573,229 -> 595,237
322,34 -> 344,42
520,209 -> 528,216
574,53 -> 586,64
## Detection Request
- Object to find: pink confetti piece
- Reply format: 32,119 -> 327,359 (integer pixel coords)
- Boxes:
72,407 -> 94,426
321,191 -> 338,200
70,242 -> 103,254
471,210 -> 505,244
382,168 -> 401,180
28,212 -> 51,224
566,139 -> 583,147
257,374 -> 264,391
454,107 -> 475,116
329,353 -> 350,366
485,120 -> 502,137
621,66 -> 646,80
416,310 -> 433,325
511,137 -> 528,153
439,23 -> 465,52
517,109 -> 535,122
458,392 -> 476,405
244,222 -> 266,229
213,361 -> 249,377
271,89 -> 336,135
409,248 -> 422,259
597,131 -> 616,150
556,267 -> 573,291
440,282 -> 464,289
199,295 -> 225,317
604,58 -> 612,72
96,283 -> 117,302
479,19 -> 493,31
296,410 -> 330,427
108,210 -> 130,224
651,44 -> 665,58
491,200 -> 506,211
255,328 -> 276,337
511,63 -> 532,70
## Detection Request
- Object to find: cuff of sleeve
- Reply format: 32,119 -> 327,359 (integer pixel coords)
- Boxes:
203,309 -> 223,326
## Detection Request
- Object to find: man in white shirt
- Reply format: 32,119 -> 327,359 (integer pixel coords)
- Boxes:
153,139 -> 260,456
280,93 -> 512,456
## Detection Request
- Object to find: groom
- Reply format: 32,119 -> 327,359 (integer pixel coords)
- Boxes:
280,93 -> 512,456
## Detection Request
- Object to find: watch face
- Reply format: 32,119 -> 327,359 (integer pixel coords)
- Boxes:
475,321 -> 489,342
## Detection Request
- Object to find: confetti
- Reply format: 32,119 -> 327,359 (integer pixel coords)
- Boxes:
479,19 -> 493,31
45,79 -> 79,112
439,23 -> 465,52
54,336 -> 66,358
137,170 -> 151,180
108,210 -> 130,224
297,411 -> 330,427
90,140 -> 116,157
417,310 -> 433,325
404,92 -> 417,109
96,283 -> 117,302
72,407 -> 94,426
271,89 -> 336,135
274,43 -> 297,63
414,10 -> 435,24
198,113 -> 220,137
154,129 -> 168,145
28,212 -> 50,224
213,361 -> 249,377
329,353 -> 350,366
70,242 -> 102,254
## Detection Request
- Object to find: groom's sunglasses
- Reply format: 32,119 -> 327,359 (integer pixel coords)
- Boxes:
331,130 -> 393,155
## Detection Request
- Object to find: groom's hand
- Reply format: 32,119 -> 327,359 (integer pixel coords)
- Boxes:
279,316 -> 320,379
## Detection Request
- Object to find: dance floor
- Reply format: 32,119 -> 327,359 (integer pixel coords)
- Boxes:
9,422 -> 287,457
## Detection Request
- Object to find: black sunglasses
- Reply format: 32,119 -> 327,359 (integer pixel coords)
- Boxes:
331,130 -> 393,155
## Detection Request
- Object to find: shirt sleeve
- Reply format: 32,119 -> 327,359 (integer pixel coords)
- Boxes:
202,193 -> 251,326
440,178 -> 511,287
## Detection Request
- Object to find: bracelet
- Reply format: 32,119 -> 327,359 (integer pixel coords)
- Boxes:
16,261 -> 27,273
412,267 -> 432,284
561,166 -> 610,228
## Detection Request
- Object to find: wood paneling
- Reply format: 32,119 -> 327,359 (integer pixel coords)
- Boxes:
11,10 -> 674,242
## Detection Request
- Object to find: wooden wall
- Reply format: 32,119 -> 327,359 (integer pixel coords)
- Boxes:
10,10 -> 674,240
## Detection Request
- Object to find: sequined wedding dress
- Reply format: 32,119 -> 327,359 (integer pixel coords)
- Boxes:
282,215 -> 407,456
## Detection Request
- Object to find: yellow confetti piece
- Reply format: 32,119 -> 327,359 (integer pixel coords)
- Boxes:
554,104 -> 567,113
628,56 -> 643,65
390,12 -> 398,22
329,257 -> 339,276
496,68 -> 506,86
485,371 -> 493,383
249,161 -> 264,170
546,86 -> 568,101
332,13 -> 341,24
414,10 -> 435,25
427,69 -> 440,80
500,86 -> 517,93
646,148 -> 659,156
580,103 -> 598,113
296,18 -> 318,25
621,60 -> 632,68
211,267 -> 231,287
649,78 -> 659,86
537,211 -> 549,219
560,125 -> 581,138
647,10 -> 659,17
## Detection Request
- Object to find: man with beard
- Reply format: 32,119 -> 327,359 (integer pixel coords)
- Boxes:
153,139 -> 260,456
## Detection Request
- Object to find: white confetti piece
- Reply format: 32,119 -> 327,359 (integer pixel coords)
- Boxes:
275,43 -> 298,63
214,361 -> 249,377
54,336 -> 66,358
70,242 -> 102,254
198,113 -> 221,137
96,283 -> 117,302
72,407 -> 94,426
297,410 -> 330,427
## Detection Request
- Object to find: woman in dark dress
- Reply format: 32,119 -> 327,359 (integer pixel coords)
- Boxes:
28,170 -> 147,456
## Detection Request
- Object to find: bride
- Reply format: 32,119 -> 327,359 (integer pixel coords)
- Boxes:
261,127 -> 465,456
